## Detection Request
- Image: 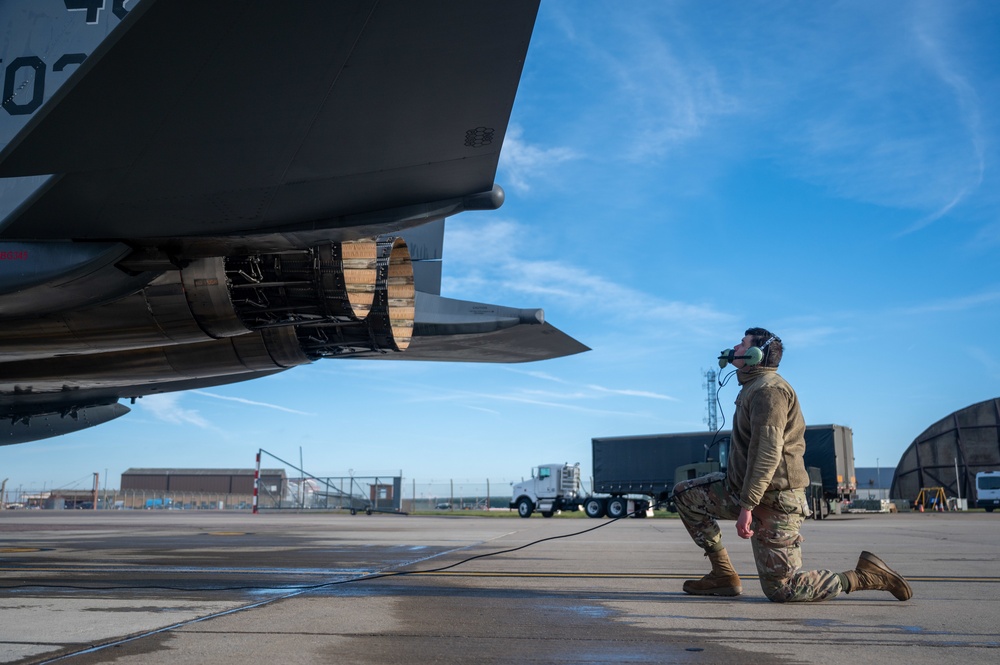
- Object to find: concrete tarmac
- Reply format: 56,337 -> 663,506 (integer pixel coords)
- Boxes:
1,510 -> 998,664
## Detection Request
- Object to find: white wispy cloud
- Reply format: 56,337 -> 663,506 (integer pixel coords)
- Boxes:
892,289 -> 1000,315
498,125 -> 579,193
547,6 -> 741,163
586,384 -> 678,401
192,390 -> 314,416
502,368 -> 571,384
137,393 -> 212,429
970,222 -> 1000,249
771,325 -> 844,354
443,217 -> 520,263
444,218 -> 731,332
542,3 -> 992,237
966,346 -> 1000,379
377,366 -> 670,418
766,3 -> 988,232
603,28 -> 739,162
498,370 -> 677,403
409,387 -> 647,418
899,187 -> 975,237
896,4 -> 985,234
460,405 -> 503,416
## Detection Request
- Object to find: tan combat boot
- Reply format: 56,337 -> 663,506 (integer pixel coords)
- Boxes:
683,548 -> 742,596
841,550 -> 912,601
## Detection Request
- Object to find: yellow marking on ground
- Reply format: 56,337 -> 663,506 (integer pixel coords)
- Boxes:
0,547 -> 42,553
205,532 -> 247,536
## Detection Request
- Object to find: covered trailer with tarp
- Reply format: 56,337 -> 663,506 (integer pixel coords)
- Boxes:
592,432 -> 727,502
803,424 -> 856,502
891,397 -> 1000,505
590,424 -> 854,511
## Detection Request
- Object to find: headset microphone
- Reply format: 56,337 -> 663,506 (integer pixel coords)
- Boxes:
717,347 -> 764,368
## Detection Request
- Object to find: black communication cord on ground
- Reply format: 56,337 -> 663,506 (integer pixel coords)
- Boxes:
1,508 -> 645,593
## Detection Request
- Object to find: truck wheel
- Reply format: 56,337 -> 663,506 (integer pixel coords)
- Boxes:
584,498 -> 606,518
541,511 -> 554,518
517,498 -> 533,518
606,497 -> 627,519
986,506 -> 994,513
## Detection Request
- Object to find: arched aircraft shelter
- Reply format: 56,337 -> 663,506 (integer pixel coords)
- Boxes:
891,397 -> 1000,503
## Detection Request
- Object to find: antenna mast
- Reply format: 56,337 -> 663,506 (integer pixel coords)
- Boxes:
703,369 -> 718,431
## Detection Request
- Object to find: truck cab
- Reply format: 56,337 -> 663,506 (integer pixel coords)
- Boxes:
510,463 -> 584,518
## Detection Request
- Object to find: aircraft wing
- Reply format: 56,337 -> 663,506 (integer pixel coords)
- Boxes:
0,0 -> 530,238
0,0 -> 588,445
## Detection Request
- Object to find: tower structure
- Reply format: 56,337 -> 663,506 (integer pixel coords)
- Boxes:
703,369 -> 718,431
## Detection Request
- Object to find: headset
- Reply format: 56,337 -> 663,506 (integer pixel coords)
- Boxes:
717,335 -> 778,368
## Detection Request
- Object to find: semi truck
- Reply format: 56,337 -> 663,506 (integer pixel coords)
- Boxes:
509,463 -> 588,518
510,425 -> 855,519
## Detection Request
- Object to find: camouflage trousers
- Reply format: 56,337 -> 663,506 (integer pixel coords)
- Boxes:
672,472 -> 843,602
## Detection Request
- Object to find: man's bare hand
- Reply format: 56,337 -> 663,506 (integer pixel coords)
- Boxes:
736,507 -> 754,539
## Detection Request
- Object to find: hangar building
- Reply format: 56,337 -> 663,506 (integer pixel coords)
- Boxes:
891,397 -> 1000,503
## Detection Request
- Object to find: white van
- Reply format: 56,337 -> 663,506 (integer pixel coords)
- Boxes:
975,471 -> 1000,512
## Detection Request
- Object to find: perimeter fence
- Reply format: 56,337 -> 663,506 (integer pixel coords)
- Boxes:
261,478 -> 520,512
3,478 -> 531,512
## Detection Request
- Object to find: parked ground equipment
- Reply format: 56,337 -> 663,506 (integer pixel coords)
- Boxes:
975,471 -> 1000,512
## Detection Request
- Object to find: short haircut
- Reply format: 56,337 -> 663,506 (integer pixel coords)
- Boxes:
745,327 -> 783,367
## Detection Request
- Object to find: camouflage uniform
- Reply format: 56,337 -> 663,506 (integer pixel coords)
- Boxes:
674,363 -> 844,602
673,472 -> 843,601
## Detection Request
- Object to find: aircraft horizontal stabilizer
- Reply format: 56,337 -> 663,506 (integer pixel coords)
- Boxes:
353,293 -> 590,363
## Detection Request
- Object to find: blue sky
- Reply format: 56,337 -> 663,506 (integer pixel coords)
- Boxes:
3,1 -> 999,495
